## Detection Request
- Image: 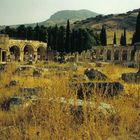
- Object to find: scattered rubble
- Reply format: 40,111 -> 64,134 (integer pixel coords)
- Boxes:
77,82 -> 124,99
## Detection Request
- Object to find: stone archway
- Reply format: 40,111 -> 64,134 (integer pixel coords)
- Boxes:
122,50 -> 127,61
37,46 -> 46,61
9,46 -> 20,61
107,50 -> 111,61
2,51 -> 6,62
114,50 -> 120,61
24,45 -> 34,61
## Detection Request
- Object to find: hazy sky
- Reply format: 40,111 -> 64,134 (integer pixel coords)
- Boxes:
0,0 -> 140,25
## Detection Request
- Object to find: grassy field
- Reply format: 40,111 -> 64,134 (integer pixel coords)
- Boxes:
0,62 -> 140,140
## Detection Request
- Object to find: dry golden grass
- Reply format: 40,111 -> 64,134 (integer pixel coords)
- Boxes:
0,62 -> 140,140
107,30 -> 134,45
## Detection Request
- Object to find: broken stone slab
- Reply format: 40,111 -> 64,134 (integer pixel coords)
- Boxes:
84,68 -> 107,81
77,82 -> 124,99
121,72 -> 140,83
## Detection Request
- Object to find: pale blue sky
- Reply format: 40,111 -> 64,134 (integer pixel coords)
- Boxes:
0,0 -> 140,25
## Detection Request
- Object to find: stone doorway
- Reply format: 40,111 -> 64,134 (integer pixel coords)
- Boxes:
24,45 -> 34,61
2,51 -> 6,62
37,47 -> 46,61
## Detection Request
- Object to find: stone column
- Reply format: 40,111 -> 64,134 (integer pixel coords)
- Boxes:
34,51 -> 38,62
103,49 -> 107,61
6,50 -> 10,62
111,50 -> 114,62
127,50 -> 132,62
136,51 -> 140,70
119,50 -> 123,62
0,48 -> 1,63
20,51 -> 24,62
96,49 -> 100,61
75,52 -> 79,63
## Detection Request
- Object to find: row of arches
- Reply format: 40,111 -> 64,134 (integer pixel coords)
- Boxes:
106,50 -> 133,61
9,45 -> 46,61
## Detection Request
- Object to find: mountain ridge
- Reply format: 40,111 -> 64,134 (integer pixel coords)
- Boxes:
39,9 -> 99,26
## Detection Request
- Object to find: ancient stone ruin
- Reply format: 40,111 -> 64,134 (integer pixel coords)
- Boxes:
121,43 -> 140,83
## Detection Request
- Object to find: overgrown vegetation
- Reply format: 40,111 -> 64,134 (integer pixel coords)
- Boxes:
0,62 -> 140,140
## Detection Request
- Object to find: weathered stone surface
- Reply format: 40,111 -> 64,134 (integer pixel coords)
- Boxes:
122,72 -> 140,83
84,68 -> 107,81
77,82 -> 124,99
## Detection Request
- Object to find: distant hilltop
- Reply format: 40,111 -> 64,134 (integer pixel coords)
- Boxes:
39,9 -> 99,26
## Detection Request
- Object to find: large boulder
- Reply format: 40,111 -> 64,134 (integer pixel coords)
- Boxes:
84,68 -> 107,81
77,82 -> 124,99
121,72 -> 140,83
1,96 -> 23,111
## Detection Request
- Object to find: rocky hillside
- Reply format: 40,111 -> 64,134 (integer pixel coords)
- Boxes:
73,9 -> 139,44
73,9 -> 139,31
39,9 -> 99,26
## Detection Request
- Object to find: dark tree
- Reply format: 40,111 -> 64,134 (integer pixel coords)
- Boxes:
132,10 -> 140,43
57,26 -> 65,52
100,25 -> 107,46
123,28 -> 127,46
34,23 -> 40,40
47,27 -> 52,48
26,26 -> 34,40
17,25 -> 27,39
113,32 -> 117,45
120,28 -> 127,46
65,20 -> 71,53
120,33 -> 124,46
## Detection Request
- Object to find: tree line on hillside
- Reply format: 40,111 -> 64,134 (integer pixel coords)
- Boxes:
47,20 -> 100,53
0,20 -> 100,53
132,10 -> 140,44
2,11 -> 140,54
0,24 -> 47,42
